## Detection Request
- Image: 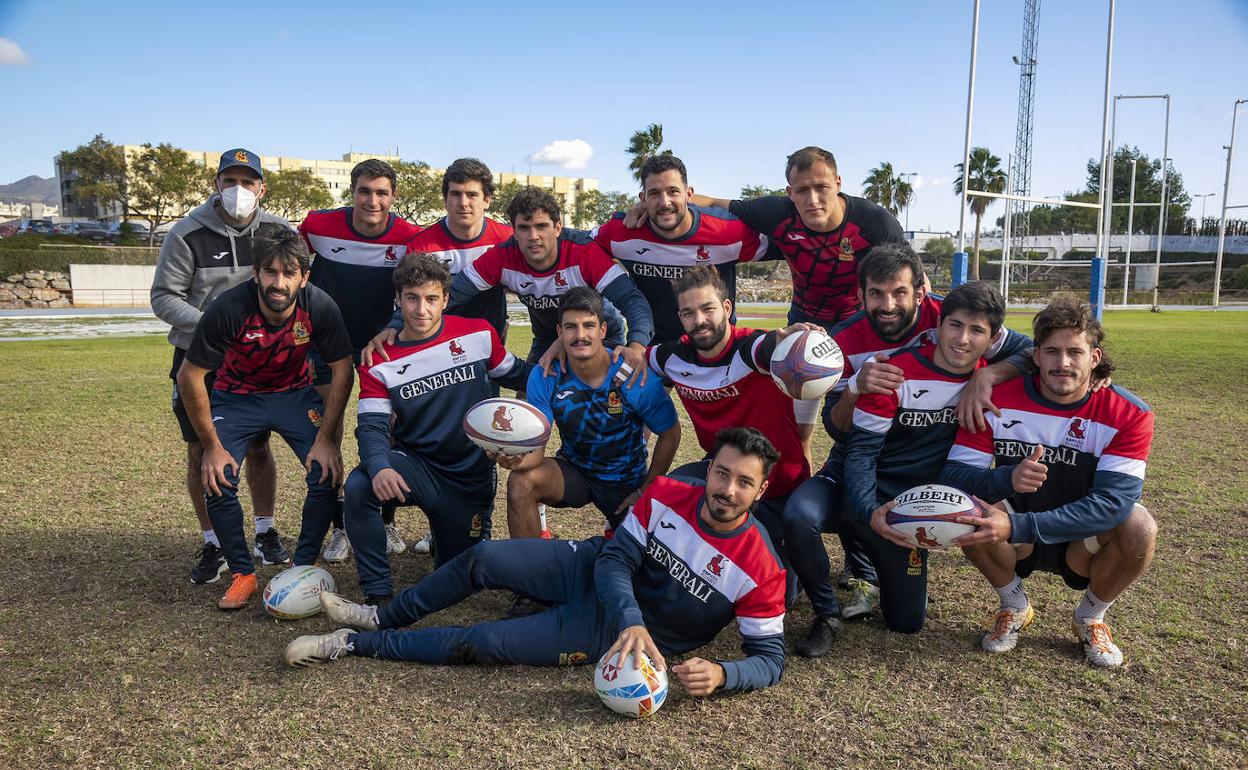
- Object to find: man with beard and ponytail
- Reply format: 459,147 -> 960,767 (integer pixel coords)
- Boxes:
781,244 -> 1031,656
152,148 -> 293,585
176,231 -> 354,610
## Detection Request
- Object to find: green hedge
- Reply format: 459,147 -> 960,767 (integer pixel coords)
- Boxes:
0,247 -> 158,277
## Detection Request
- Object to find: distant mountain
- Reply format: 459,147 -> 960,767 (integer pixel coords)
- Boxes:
0,176 -> 60,205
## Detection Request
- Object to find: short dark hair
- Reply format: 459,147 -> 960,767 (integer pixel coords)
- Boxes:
941,281 -> 1006,335
640,154 -> 688,188
857,242 -> 926,292
392,252 -> 451,293
557,286 -> 605,325
350,159 -> 397,193
711,427 -> 780,479
442,157 -> 494,199
674,264 -> 728,302
506,187 -> 562,225
252,229 -> 310,273
785,146 -> 838,182
1032,293 -> 1115,380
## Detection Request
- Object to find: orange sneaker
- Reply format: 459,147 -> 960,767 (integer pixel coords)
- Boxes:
217,572 -> 258,610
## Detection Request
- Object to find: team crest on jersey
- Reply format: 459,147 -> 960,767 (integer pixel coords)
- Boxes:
839,235 -> 855,261
384,245 -> 398,263
1063,417 -> 1088,450
703,554 -> 727,580
449,338 -> 467,361
907,548 -> 923,576
696,245 -> 711,262
607,389 -> 623,414
554,270 -> 569,289
292,321 -> 310,345
307,408 -> 322,427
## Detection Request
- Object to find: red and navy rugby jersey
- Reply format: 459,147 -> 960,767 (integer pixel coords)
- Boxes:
844,343 -> 982,521
592,205 -> 767,343
355,315 -> 530,477
942,376 -> 1154,545
185,279 -> 351,394
300,208 -> 423,352
408,217 -> 513,335
647,326 -> 808,497
594,476 -> 786,692
729,194 -> 905,323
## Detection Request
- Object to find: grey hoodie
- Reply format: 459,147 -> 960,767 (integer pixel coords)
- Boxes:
150,196 -> 291,350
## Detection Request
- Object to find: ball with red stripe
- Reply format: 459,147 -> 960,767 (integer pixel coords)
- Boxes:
885,484 -> 984,549
769,329 -> 844,400
463,397 -> 551,455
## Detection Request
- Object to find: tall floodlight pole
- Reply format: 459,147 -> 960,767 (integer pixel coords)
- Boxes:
899,172 -> 918,231
1092,0 -> 1116,319
957,0 -> 981,257
1010,0 -> 1041,272
1214,99 -> 1247,310
1193,193 -> 1215,224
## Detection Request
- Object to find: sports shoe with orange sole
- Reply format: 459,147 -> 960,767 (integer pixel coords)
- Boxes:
218,572 -> 258,610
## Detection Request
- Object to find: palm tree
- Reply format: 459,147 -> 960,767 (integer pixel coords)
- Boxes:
626,123 -> 672,182
862,162 -> 914,217
954,147 -> 1007,280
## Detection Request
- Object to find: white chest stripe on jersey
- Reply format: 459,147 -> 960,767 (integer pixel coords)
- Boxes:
608,238 -> 750,267
368,329 -> 494,388
425,244 -> 493,275
990,409 -> 1117,458
307,234 -> 406,268
660,352 -> 756,392
500,266 -> 589,296
623,500 -> 759,604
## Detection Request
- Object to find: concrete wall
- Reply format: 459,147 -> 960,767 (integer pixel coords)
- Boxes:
70,264 -> 156,307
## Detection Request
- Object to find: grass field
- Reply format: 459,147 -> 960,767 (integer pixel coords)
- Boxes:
1,310 -> 1246,769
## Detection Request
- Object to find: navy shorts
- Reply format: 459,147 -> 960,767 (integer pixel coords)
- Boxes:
552,458 -> 638,530
1015,542 -> 1091,590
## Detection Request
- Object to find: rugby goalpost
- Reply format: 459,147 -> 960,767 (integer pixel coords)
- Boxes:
952,0 -> 1118,319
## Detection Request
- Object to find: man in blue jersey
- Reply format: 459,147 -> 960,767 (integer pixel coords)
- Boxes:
499,287 -> 681,540
286,428 -> 788,696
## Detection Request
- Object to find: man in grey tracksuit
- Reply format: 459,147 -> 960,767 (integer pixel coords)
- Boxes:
151,148 -> 293,585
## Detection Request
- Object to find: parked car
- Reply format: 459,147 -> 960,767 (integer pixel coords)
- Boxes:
108,221 -> 153,243
0,225 -> 17,238
28,218 -> 55,234
53,222 -> 81,235
76,222 -> 111,242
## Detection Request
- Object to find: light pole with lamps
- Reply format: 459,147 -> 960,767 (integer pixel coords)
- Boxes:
898,172 -> 918,231
1192,193 -> 1215,229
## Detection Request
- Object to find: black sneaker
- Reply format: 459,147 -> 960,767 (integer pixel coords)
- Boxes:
794,615 -> 844,658
501,594 -> 548,620
253,529 -> 290,566
190,542 -> 228,584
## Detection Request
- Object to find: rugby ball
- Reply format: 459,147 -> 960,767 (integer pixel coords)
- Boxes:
263,565 -> 336,620
885,484 -> 984,549
594,650 -> 668,718
463,397 -> 551,455
769,329 -> 845,400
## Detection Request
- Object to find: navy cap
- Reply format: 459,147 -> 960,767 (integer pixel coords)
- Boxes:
217,148 -> 264,179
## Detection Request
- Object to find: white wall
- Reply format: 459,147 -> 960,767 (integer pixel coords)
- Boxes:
70,264 -> 156,307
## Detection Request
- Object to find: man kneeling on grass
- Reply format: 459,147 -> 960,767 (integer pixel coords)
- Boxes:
285,428 -> 788,697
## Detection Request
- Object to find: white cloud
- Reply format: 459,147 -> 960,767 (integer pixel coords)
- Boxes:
529,139 -> 593,170
0,38 -> 29,66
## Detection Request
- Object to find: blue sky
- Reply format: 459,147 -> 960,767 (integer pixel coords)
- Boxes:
2,0 -> 1246,232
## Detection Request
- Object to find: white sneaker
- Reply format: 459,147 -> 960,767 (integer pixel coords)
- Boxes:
1074,618 -> 1124,668
322,528 -> 350,563
840,578 -> 880,621
285,628 -> 354,667
320,591 -> 379,631
412,533 -> 432,555
385,523 -> 407,555
981,603 -> 1035,653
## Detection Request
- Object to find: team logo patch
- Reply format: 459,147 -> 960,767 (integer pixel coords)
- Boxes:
607,389 -> 623,414
554,270 -> 568,289
449,339 -> 466,361
492,406 -> 513,431
292,321 -> 310,345
704,554 -> 726,578
307,408 -> 322,427
559,651 -> 589,666
1063,417 -> 1088,450
384,245 -> 398,263
234,150 -> 250,163
696,244 -> 710,262
907,548 -> 923,576
470,513 -> 482,538
839,235 -> 855,261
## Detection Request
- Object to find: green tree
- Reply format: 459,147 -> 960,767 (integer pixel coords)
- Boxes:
487,180 -> 527,222
954,147 -> 1007,280
56,134 -> 128,219
1084,146 -> 1190,235
861,162 -> 914,217
626,123 -> 672,183
921,236 -> 955,260
571,188 -> 634,229
392,160 -> 445,226
125,143 -> 207,246
739,184 -> 785,200
262,168 -> 334,223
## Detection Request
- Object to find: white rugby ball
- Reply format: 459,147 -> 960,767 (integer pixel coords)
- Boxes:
886,484 -> 984,549
463,397 -> 551,455
594,650 -> 668,718
770,329 -> 845,400
263,565 -> 336,620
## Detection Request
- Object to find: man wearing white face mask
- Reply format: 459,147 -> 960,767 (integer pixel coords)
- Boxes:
152,148 -> 295,585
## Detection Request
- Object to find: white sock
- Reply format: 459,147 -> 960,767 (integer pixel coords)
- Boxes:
994,576 -> 1029,610
1075,589 -> 1113,623
202,529 -> 220,547
255,517 -> 274,535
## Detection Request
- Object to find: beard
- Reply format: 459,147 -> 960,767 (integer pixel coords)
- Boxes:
689,317 -> 729,352
866,302 -> 919,340
706,493 -> 747,523
650,204 -> 684,233
261,287 -> 295,313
